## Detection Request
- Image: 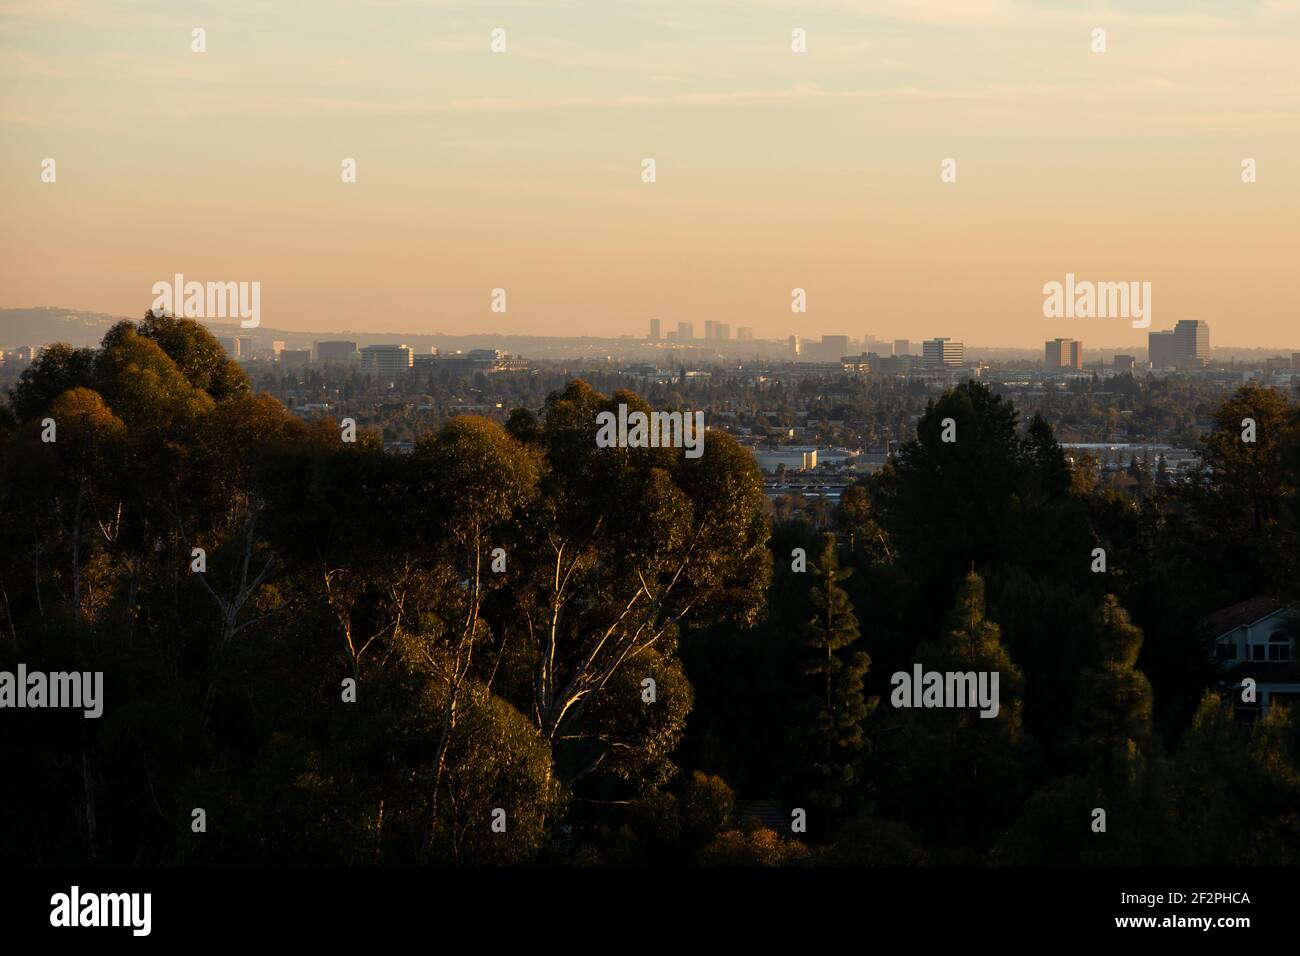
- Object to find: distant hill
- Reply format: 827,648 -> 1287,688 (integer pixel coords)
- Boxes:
0,307 -> 125,349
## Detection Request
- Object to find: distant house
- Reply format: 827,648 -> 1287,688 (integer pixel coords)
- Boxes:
740,800 -> 787,833
1205,596 -> 1300,719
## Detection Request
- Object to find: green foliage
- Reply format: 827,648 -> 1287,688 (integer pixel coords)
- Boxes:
94,322 -> 214,428
137,311 -> 250,402
816,816 -> 927,866
800,532 -> 875,819
698,824 -> 811,867
7,342 -> 96,422
681,771 -> 736,845
2,320 -> 1298,867
885,573 -> 1028,860
1077,595 -> 1156,768
1162,694 -> 1300,864
875,382 -> 1093,639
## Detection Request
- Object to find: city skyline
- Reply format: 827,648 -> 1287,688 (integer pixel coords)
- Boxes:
3,1 -> 1299,347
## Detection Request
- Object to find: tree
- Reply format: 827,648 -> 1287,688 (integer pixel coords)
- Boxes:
875,383 -> 1092,641
1163,693 -> 1300,864
1076,595 -> 1155,769
837,484 -> 890,565
505,382 -> 770,804
1186,383 -> 1297,594
94,322 -> 213,429
995,594 -> 1166,865
887,572 -> 1027,859
411,416 -> 542,857
800,532 -> 874,822
681,771 -> 736,846
699,824 -> 811,866
136,311 -> 249,402
7,343 -> 96,422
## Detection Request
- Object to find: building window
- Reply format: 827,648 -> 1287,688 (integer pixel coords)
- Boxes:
1252,644 -> 1267,661
1216,643 -> 1238,661
1268,634 -> 1294,662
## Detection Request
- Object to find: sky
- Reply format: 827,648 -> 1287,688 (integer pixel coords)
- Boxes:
1,0 -> 1298,348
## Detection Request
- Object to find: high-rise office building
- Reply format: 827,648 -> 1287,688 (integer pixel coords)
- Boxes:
704,320 -> 716,340
1173,320 -> 1209,366
788,335 -> 801,357
715,322 -> 730,340
1148,330 -> 1177,369
893,339 -> 910,357
1045,338 -> 1082,369
736,327 -> 753,341
922,337 -> 964,368
678,322 -> 694,341
648,319 -> 661,341
1114,355 -> 1136,371
361,344 -> 414,379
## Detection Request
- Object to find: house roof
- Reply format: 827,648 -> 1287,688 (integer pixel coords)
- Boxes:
1202,596 -> 1289,640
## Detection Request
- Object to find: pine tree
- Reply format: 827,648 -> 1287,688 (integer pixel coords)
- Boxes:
927,573 -> 1027,784
1073,595 -> 1161,864
892,572 -> 1027,859
1077,594 -> 1155,768
996,594 -> 1164,865
802,533 -> 875,820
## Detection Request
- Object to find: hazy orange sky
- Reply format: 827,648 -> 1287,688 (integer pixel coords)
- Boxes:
2,0 -> 1297,347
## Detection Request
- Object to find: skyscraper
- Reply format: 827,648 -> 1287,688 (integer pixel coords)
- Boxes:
704,320 -> 716,340
922,337 -> 964,368
893,339 -> 910,357
1045,338 -> 1082,369
1045,338 -> 1069,367
648,319 -> 661,341
1173,320 -> 1210,366
678,322 -> 694,341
